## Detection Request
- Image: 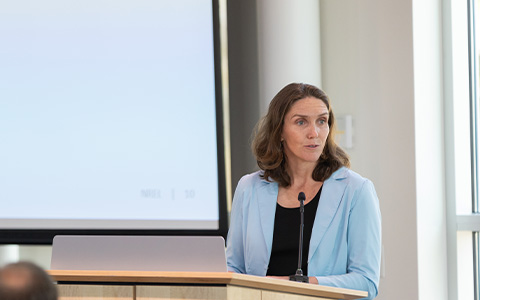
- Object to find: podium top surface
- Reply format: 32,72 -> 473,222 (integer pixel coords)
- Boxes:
48,270 -> 368,300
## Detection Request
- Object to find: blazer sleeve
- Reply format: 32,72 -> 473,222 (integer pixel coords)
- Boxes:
316,180 -> 382,300
225,175 -> 249,274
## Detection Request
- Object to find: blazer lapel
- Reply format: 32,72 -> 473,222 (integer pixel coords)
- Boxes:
308,168 -> 349,262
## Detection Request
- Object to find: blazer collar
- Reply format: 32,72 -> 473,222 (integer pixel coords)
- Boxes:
260,167 -> 348,184
256,167 -> 349,264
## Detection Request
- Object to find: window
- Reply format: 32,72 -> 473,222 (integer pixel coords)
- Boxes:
444,1 -> 480,299
466,0 -> 480,298
478,1 -> 510,299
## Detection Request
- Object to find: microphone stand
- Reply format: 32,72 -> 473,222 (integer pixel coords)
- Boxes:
289,192 -> 309,283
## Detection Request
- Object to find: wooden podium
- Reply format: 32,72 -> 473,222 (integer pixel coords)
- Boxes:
48,270 -> 368,300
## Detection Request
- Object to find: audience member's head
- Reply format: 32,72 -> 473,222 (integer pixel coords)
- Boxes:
0,261 -> 58,300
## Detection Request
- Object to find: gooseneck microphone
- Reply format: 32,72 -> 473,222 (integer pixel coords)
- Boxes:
289,192 -> 309,283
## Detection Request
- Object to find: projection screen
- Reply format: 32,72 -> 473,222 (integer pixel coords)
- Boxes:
0,0 -> 228,244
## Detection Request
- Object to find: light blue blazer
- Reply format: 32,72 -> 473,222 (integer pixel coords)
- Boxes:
226,167 -> 381,300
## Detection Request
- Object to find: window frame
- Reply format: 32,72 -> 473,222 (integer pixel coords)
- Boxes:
443,0 -> 481,299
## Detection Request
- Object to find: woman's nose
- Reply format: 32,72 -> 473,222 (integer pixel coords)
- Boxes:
307,125 -> 319,138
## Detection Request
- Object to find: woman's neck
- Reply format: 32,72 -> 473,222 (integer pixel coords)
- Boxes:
277,166 -> 322,208
285,160 -> 317,187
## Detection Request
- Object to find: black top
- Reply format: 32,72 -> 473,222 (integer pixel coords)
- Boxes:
266,187 -> 322,276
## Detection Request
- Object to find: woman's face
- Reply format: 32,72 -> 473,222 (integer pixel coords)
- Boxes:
281,97 -> 330,167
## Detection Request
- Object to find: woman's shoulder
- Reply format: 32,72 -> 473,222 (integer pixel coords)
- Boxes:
232,170 -> 272,205
238,170 -> 263,182
330,166 -> 366,181
330,167 -> 373,188
236,170 -> 267,190
329,167 -> 379,205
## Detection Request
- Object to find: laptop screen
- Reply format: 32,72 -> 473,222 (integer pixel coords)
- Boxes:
51,235 -> 227,272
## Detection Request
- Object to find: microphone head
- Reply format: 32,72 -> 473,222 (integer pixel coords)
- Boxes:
298,192 -> 306,201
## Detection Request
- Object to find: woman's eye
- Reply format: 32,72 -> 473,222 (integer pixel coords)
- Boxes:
318,119 -> 327,125
297,120 -> 305,125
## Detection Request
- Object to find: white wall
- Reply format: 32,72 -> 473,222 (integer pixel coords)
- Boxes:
257,0 -> 322,112
320,0 -> 446,299
412,0 -> 448,299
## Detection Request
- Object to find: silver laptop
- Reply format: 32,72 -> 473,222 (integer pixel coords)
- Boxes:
51,235 -> 227,272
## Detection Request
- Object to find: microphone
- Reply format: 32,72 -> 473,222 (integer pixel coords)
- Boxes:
289,192 -> 309,283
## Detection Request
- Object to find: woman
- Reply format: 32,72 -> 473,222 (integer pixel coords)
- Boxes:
226,83 -> 381,299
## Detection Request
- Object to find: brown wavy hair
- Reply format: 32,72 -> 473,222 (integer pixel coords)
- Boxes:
252,83 -> 350,187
